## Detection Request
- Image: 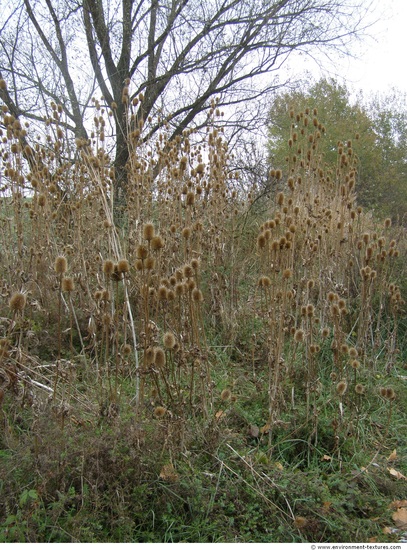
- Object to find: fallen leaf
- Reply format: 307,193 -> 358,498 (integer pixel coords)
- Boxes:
382,527 -> 392,534
260,423 -> 270,435
215,410 -> 224,420
274,462 -> 284,471
392,508 -> 407,529
321,454 -> 332,462
387,449 -> 397,462
159,463 -> 179,483
368,537 -> 377,543
387,467 -> 407,480
389,500 -> 407,510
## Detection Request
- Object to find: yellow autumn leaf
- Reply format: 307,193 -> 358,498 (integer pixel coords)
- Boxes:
387,467 -> 407,480
215,410 -> 224,420
392,508 -> 407,529
159,463 -> 179,483
260,423 -> 270,435
387,449 -> 397,462
389,500 -> 407,510
274,462 -> 284,471
321,454 -> 332,462
382,527 -> 392,534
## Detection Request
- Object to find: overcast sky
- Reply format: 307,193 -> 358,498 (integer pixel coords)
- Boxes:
283,0 -> 406,98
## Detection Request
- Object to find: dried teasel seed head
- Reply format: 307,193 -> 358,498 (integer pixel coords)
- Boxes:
145,256 -> 155,270
154,406 -> 167,418
340,343 -> 349,354
321,327 -> 330,339
117,259 -> 130,273
143,222 -> 155,241
283,268 -> 292,279
122,343 -> 132,355
55,256 -> 68,274
182,227 -> 191,239
145,347 -> 155,365
151,235 -> 164,251
158,285 -> 168,301
386,387 -> 395,400
163,331 -> 176,349
294,329 -> 304,343
293,516 -> 308,529
137,244 -> 149,260
191,258 -> 200,271
221,388 -> 232,401
336,380 -> 347,396
154,347 -> 166,368
192,288 -> 203,302
355,384 -> 365,395
103,259 -> 115,275
257,233 -> 266,249
62,277 -> 75,292
9,292 -> 26,312
183,264 -> 194,278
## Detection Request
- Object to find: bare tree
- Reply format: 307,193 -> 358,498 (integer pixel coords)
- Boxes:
1,0 -> 373,194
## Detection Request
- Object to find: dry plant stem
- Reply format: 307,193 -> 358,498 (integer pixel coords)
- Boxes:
89,161 -> 140,407
53,274 -> 63,402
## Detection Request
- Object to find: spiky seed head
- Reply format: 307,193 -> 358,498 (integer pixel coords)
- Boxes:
0,79 -> 7,90
175,283 -> 184,296
163,331 -> 176,349
355,384 -> 365,395
137,244 -> 148,260
384,218 -> 391,228
386,387 -> 395,400
145,347 -> 155,365
294,329 -> 304,343
102,289 -> 110,301
192,289 -> 203,302
158,285 -> 168,301
182,227 -> 191,239
143,222 -> 155,241
293,516 -> 308,529
154,406 -> 167,418
257,234 -> 266,249
336,380 -> 347,396
191,258 -> 200,271
122,343 -> 132,355
145,256 -> 155,270
62,277 -> 75,292
349,347 -> 358,358
186,192 -> 195,206
221,388 -> 231,401
9,292 -> 26,312
151,235 -> 164,251
55,256 -> 67,274
154,347 -> 166,368
183,264 -> 194,278
283,268 -> 292,279
351,360 -> 360,369
117,259 -> 130,273
103,259 -> 115,275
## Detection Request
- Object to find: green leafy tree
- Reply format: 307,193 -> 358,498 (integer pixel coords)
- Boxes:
268,78 -> 407,221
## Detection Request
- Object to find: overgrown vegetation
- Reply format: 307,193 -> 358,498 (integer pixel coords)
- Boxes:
0,80 -> 406,542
